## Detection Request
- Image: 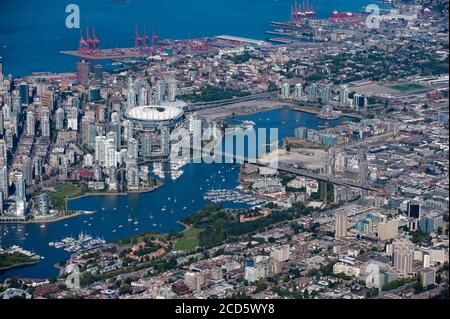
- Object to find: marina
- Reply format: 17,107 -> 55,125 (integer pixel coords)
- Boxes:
48,232 -> 106,253
204,189 -> 266,206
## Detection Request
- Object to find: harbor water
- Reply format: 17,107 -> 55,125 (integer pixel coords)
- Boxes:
0,0 -> 375,76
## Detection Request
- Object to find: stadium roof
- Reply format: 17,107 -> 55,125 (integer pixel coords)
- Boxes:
126,105 -> 184,122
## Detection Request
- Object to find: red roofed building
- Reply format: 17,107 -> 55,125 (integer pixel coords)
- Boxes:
426,90 -> 443,101
79,168 -> 93,180
328,11 -> 366,26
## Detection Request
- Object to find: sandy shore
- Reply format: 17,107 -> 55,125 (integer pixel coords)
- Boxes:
176,221 -> 190,231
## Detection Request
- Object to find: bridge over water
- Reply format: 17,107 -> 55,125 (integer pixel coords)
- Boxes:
183,145 -> 379,192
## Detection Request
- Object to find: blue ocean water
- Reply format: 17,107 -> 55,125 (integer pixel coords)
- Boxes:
0,0 -> 373,76
0,108 -> 349,279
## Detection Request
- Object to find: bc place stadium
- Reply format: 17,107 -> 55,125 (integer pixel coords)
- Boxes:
125,103 -> 185,130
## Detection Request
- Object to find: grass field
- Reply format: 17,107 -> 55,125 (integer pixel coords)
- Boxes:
46,184 -> 85,210
0,252 -> 38,270
173,227 -> 201,252
116,232 -> 167,245
388,83 -> 425,92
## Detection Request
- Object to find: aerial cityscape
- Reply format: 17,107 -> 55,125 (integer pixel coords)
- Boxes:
0,0 -> 448,302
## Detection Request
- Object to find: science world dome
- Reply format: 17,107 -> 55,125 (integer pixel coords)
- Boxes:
321,105 -> 334,114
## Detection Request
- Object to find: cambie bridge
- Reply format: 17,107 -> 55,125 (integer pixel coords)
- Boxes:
183,146 -> 379,192
182,91 -> 378,192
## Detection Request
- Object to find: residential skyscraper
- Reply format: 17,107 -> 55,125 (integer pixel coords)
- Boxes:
123,119 -> 134,141
105,137 -> 117,169
0,191 -> 3,214
94,64 -> 103,81
26,110 -> 35,137
110,123 -> 122,148
15,173 -> 26,218
40,108 -> 51,138
0,164 -> 8,199
11,111 -> 19,136
0,110 -> 4,136
127,77 -> 137,109
421,268 -> 436,288
340,85 -> 349,107
37,193 -> 50,215
353,93 -> 367,110
335,211 -> 348,239
270,245 -> 290,262
55,108 -> 65,131
160,126 -> 170,156
67,106 -> 79,131
95,136 -> 106,164
33,157 -> 43,182
308,83 -> 317,102
22,157 -> 33,186
76,60 -> 91,85
126,159 -> 139,190
393,238 -> 414,276
138,85 -> 150,106
15,173 -> 26,202
140,134 -> 152,158
155,80 -> 166,103
321,85 -> 331,104
294,83 -> 303,100
167,78 -> 178,101
127,137 -> 139,159
0,139 -> 7,164
280,82 -> 290,99
377,219 -> 399,241
105,130 -> 117,147
19,82 -> 29,106
82,118 -> 97,148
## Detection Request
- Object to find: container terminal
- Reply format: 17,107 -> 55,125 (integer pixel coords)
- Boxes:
61,26 -> 273,60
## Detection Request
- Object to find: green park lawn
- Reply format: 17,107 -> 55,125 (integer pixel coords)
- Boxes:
46,184 -> 85,211
0,252 -> 37,269
173,227 -> 201,252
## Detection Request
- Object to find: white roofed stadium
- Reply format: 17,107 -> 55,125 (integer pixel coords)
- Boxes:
125,104 -> 185,129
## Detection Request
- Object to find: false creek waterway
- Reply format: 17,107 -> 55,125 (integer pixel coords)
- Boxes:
0,108 -> 351,279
